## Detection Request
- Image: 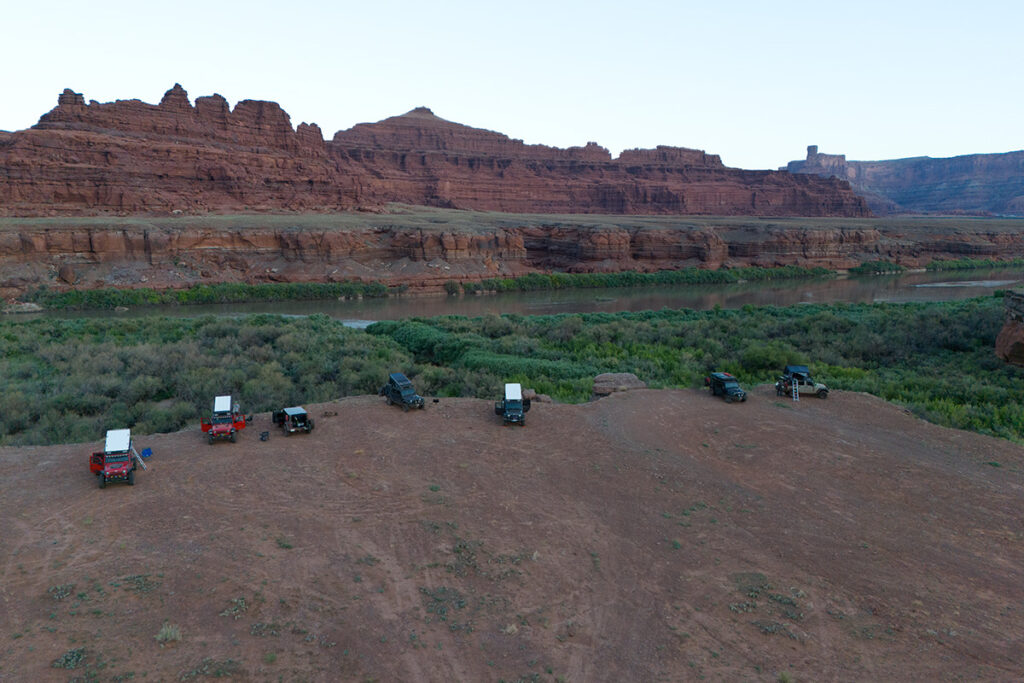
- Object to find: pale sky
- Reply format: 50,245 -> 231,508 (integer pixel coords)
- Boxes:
2,0 -> 1021,169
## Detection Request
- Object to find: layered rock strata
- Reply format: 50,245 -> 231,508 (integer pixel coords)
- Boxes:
786,145 -> 1024,216
0,85 -> 870,217
3,213 -> 1024,300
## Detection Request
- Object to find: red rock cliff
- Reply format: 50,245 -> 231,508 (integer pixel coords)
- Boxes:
786,145 -> 1024,216
330,108 -> 869,216
0,86 -> 870,217
4,212 -> 1023,300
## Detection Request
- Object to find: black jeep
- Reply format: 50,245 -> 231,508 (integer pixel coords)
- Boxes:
379,372 -> 425,412
706,372 -> 747,402
271,406 -> 315,434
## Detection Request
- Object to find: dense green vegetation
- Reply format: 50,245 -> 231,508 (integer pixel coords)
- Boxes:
19,266 -> 830,310
19,281 -> 393,310
368,295 -> 1023,442
0,314 -> 413,446
458,266 -> 832,293
2,295 -> 1021,447
848,260 -> 905,275
926,257 -> 1024,271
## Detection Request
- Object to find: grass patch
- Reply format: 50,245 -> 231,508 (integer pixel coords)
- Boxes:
48,584 -> 75,600
155,621 -> 182,644
848,260 -> 904,275
927,257 -> 1024,271
179,658 -> 241,680
464,265 -> 832,293
20,280 -> 391,311
219,597 -> 248,620
120,574 -> 161,594
52,647 -> 86,669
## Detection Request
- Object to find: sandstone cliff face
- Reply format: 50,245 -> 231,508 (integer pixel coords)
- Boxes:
4,213 -> 1024,300
0,86 -> 355,216
0,86 -> 870,217
786,145 -> 1024,216
330,108 -> 869,217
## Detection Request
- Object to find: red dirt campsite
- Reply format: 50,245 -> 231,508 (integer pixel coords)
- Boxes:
1,385 -> 1022,680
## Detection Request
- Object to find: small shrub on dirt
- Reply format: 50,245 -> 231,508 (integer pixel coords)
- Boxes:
219,597 -> 248,620
732,572 -> 771,599
753,620 -> 798,639
121,574 -> 161,594
420,586 -> 469,628
250,623 -> 281,637
48,584 -> 75,600
52,647 -> 86,669
156,621 -> 182,644
179,657 -> 241,680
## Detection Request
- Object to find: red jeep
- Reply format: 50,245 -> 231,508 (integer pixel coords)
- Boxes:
89,429 -> 140,488
200,395 -> 249,444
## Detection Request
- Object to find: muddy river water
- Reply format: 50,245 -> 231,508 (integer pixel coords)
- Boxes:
20,268 -> 1022,327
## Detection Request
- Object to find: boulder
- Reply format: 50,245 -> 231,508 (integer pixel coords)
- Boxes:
592,373 -> 647,400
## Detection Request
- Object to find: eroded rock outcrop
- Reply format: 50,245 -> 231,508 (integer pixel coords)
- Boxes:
786,145 -> 1024,216
996,291 -> 1024,365
5,212 -> 1024,300
0,86 -> 870,217
331,108 -> 870,217
592,373 -> 648,399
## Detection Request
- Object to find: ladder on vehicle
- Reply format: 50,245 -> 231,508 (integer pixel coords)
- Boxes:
791,379 -> 799,402
131,446 -> 148,470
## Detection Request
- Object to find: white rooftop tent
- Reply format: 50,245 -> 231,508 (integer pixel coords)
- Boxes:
214,395 -> 232,413
105,429 -> 131,453
504,383 -> 522,401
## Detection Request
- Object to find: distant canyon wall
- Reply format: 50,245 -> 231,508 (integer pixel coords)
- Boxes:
786,145 -> 1024,216
0,85 -> 870,218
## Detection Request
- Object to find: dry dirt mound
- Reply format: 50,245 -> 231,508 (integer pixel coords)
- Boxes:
1,387 -> 1022,681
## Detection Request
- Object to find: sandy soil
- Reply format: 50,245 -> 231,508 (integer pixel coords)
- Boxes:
1,386 -> 1022,681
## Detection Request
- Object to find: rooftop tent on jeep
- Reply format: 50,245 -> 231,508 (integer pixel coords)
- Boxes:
505,383 -> 523,401
214,395 -> 232,413
105,429 -> 131,454
389,372 -> 413,387
784,365 -> 812,380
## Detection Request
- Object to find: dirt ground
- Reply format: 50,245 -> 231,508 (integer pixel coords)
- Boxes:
1,386 -> 1022,682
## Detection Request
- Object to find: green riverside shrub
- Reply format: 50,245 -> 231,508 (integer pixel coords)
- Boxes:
3,294 -> 1023,446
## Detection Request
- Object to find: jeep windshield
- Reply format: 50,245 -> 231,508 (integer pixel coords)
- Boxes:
212,415 -> 233,424
105,454 -> 130,463
400,387 -> 417,397
505,399 -> 523,410
723,381 -> 740,390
